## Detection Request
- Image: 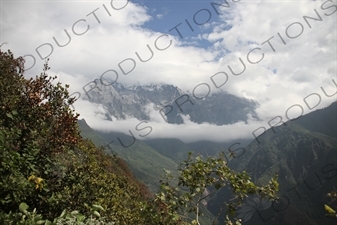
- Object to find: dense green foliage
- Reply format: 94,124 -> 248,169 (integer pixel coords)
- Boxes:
0,49 -> 153,224
0,50 -> 80,215
0,48 -> 279,224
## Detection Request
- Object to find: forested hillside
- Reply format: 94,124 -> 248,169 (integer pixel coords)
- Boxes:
207,102 -> 337,225
0,48 -> 157,224
78,119 -> 179,193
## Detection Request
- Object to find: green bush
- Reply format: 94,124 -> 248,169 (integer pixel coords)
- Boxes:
0,202 -> 114,225
0,48 -> 153,223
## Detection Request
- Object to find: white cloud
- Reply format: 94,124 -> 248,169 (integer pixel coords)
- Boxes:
1,0 -> 336,143
85,108 -> 264,143
156,14 -> 163,19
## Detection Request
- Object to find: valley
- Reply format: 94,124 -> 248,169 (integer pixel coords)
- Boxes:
78,80 -> 337,225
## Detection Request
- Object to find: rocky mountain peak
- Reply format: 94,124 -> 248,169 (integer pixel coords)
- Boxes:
83,80 -> 259,125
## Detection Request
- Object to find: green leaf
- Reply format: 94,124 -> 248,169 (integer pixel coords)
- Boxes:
92,204 -> 105,212
6,113 -> 13,119
45,220 -> 53,225
59,209 -> 67,218
70,210 -> 79,215
325,204 -> 336,214
77,214 -> 86,222
163,168 -> 171,174
93,211 -> 101,218
19,202 -> 29,213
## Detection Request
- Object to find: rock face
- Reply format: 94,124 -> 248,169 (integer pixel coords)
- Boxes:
83,79 -> 259,125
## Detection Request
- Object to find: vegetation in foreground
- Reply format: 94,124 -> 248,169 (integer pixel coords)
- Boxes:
0,47 -> 279,224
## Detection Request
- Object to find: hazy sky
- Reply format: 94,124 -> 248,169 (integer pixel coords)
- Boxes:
1,0 -> 336,143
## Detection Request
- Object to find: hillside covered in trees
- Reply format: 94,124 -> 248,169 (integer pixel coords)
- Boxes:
0,48 -> 280,224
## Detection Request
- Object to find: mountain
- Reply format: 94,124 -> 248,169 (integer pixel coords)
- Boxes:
78,119 -> 179,192
82,80 -> 258,125
77,119 -> 217,223
80,79 -> 337,224
144,138 -> 191,163
207,102 -> 337,225
144,138 -> 253,164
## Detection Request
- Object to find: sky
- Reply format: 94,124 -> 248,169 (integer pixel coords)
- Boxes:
1,0 -> 336,143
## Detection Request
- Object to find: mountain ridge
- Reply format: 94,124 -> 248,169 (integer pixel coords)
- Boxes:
82,80 -> 259,125
207,101 -> 337,225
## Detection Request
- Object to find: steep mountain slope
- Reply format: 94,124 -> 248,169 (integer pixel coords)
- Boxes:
144,138 -> 253,164
144,138 -> 191,163
295,101 -> 337,138
82,80 -> 258,125
77,119 -> 218,223
207,102 -> 337,225
78,119 -> 179,192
